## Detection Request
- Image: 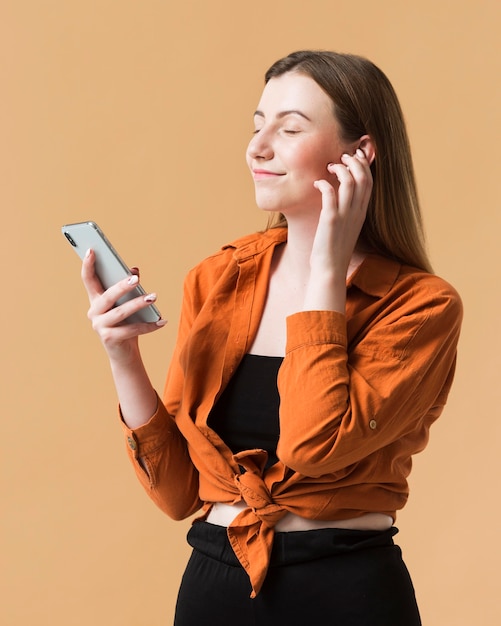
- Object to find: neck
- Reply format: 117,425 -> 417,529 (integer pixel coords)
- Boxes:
280,213 -> 317,285
276,210 -> 366,285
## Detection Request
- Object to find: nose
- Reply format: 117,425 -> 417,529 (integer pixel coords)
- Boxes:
247,129 -> 274,161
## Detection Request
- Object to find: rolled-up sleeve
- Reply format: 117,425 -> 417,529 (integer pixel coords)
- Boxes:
121,395 -> 202,520
277,277 -> 463,477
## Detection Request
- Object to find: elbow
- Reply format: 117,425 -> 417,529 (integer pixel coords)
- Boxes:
277,441 -> 330,478
168,507 -> 200,522
150,490 -> 202,521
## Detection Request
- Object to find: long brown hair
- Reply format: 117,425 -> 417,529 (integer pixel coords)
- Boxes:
264,50 -> 433,273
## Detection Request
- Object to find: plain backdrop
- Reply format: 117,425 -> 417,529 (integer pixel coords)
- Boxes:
1,1 -> 500,624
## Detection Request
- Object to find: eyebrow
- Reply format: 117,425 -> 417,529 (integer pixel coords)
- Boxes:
253,109 -> 312,122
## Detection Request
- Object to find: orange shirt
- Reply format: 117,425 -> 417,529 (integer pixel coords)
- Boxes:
122,227 -> 463,597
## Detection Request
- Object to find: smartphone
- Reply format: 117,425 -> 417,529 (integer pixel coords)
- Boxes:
61,221 -> 161,324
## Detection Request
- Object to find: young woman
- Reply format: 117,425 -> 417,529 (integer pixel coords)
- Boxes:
81,50 -> 463,625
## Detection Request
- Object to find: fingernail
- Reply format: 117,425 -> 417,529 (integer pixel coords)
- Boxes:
127,274 -> 139,285
144,293 -> 157,303
156,319 -> 167,327
341,153 -> 350,161
356,148 -> 366,158
85,248 -> 91,258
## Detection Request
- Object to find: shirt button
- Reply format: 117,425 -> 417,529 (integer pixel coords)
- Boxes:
127,436 -> 137,451
369,419 -> 377,430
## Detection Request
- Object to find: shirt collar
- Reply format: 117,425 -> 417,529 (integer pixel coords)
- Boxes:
222,228 -> 288,262
223,228 -> 402,298
348,254 -> 402,298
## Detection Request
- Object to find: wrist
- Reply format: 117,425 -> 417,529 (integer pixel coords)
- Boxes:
303,270 -> 347,312
106,337 -> 141,367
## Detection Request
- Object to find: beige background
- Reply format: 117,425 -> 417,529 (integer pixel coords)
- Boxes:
1,1 -> 500,624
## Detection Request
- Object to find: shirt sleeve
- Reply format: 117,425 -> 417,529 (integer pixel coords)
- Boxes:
276,275 -> 463,477
121,396 -> 202,520
120,271 -> 204,520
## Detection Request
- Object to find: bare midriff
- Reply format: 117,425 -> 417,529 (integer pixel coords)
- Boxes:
206,501 -> 393,532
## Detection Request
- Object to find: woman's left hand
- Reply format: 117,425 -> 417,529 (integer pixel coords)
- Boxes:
303,149 -> 373,312
311,148 -> 373,275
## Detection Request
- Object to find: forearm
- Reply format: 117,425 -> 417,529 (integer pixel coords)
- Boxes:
109,348 -> 158,429
303,268 -> 346,313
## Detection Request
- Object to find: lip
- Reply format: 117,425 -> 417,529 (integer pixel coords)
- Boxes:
252,169 -> 285,180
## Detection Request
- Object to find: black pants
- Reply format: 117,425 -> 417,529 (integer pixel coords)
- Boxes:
174,521 -> 422,626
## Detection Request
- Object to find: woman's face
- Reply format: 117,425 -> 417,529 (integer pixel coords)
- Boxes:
246,71 -> 353,217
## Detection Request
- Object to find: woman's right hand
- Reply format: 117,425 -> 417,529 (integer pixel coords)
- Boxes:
81,248 -> 166,365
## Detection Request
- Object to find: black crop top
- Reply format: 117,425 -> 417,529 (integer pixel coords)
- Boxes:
208,354 -> 282,470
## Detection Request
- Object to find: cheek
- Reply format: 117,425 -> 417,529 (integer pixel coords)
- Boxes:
292,143 -> 334,181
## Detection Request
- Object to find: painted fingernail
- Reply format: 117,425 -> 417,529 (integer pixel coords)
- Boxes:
127,274 -> 139,285
144,293 -> 157,303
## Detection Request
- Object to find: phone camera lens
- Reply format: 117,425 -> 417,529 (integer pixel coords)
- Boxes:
64,232 -> 77,247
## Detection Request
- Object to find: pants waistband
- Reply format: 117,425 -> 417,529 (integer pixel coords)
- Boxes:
187,520 -> 398,568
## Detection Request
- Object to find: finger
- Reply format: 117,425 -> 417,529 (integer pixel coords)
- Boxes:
313,178 -> 339,216
87,273 -> 143,318
81,248 -> 106,299
352,149 -> 373,191
341,152 -> 373,210
327,161 -> 355,212
106,291 -> 158,326
92,317 -> 167,346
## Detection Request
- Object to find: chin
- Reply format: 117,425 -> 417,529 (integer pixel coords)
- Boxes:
254,195 -> 284,214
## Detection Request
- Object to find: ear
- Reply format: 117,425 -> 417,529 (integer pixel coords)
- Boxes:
357,135 -> 376,165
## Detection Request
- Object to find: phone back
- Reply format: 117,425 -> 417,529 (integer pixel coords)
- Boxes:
62,221 -> 161,323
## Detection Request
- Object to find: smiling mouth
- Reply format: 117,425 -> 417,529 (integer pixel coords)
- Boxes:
252,170 -> 285,180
